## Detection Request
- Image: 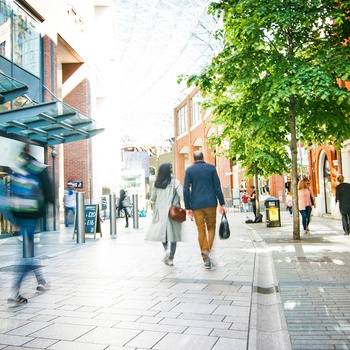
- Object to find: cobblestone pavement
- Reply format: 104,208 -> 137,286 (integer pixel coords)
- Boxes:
0,208 -> 349,349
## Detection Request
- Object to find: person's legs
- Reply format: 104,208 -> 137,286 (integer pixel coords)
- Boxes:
306,206 -> 312,231
194,207 -> 217,267
169,242 -> 177,259
64,207 -> 69,227
252,202 -> 257,218
342,214 -> 349,235
204,206 -> 217,254
124,208 -> 129,227
10,218 -> 39,301
193,209 -> 208,261
299,210 -> 307,231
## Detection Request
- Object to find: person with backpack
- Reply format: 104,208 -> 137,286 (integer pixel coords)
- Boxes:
7,144 -> 54,304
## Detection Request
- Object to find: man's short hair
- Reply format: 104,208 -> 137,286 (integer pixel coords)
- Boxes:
193,150 -> 204,161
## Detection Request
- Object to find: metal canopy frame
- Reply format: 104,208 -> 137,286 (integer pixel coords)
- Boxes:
0,72 -> 104,146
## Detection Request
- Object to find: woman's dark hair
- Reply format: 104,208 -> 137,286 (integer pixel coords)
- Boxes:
154,163 -> 172,189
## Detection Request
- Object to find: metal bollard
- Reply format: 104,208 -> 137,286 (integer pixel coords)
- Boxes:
132,194 -> 139,229
76,192 -> 85,243
110,193 -> 117,238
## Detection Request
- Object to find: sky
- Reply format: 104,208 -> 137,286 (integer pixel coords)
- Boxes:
113,0 -> 222,146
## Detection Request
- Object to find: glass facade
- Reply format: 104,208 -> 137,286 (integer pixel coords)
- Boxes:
0,0 -> 41,77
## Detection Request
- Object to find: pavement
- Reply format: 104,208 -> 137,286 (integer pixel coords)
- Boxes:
0,209 -> 349,350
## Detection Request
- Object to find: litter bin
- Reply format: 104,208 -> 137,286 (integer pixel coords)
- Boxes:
264,197 -> 281,227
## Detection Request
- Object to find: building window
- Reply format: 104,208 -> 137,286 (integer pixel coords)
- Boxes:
13,2 -> 40,76
0,0 -> 12,59
191,91 -> 201,125
177,104 -> 188,135
0,0 -> 41,77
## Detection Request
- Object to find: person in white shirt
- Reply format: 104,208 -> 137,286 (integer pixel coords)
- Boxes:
63,183 -> 76,227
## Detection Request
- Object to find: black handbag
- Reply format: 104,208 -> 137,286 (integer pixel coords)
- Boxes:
219,213 -> 230,239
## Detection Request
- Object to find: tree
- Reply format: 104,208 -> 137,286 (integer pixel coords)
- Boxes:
180,0 -> 350,240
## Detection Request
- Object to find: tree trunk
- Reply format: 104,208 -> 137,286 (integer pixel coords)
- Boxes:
289,94 -> 300,240
254,162 -> 260,216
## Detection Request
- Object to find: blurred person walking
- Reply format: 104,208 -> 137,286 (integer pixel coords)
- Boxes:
7,144 -> 54,304
249,186 -> 257,220
298,178 -> 313,234
335,174 -> 350,235
286,191 -> 293,216
118,189 -> 131,228
63,182 -> 76,227
145,163 -> 183,266
184,150 -> 226,269
241,191 -> 249,212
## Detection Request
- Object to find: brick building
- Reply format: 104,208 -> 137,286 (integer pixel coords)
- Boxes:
174,87 -> 286,210
174,87 -> 233,205
0,0 -> 117,235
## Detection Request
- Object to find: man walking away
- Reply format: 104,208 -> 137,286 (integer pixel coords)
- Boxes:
183,150 -> 226,269
336,174 -> 350,235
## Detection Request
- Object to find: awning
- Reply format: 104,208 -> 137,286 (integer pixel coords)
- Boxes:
0,73 -> 29,104
0,72 -> 105,146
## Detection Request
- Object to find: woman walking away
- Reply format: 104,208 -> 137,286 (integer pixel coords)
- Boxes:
286,192 -> 293,217
145,163 -> 183,266
118,189 -> 131,228
298,179 -> 313,234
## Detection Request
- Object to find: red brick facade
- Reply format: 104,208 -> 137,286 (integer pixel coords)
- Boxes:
63,79 -> 92,199
174,88 -> 233,203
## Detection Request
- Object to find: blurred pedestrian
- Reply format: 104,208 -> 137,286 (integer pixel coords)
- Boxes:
249,186 -> 257,220
145,163 -> 183,266
63,182 -> 76,227
298,178 -> 313,234
286,191 -> 293,216
184,150 -> 226,269
8,144 -> 54,304
241,191 -> 249,212
118,189 -> 131,228
335,174 -> 350,235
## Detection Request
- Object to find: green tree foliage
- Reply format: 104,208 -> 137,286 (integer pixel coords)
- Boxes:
180,0 -> 350,239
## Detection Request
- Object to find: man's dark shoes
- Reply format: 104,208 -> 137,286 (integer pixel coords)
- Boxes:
8,295 -> 28,304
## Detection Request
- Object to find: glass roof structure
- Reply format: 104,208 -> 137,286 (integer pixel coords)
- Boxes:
0,72 -> 104,146
114,0 -> 222,146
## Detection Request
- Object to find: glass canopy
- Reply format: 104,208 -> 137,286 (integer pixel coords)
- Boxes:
0,72 -> 104,146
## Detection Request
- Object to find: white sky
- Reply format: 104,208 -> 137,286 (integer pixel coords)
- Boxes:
113,0 -> 222,146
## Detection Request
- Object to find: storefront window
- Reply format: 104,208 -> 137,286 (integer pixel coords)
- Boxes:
0,0 -> 41,77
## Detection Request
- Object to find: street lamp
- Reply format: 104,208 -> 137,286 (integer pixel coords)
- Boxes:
51,146 -> 57,230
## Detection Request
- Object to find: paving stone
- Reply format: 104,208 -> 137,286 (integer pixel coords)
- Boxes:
2,211 -> 347,349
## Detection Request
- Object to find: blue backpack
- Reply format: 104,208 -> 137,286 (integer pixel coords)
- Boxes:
9,160 -> 45,217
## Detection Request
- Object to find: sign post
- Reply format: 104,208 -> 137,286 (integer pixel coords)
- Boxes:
76,192 -> 85,243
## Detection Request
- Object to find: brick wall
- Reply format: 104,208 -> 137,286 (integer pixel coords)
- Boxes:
63,79 -> 92,199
